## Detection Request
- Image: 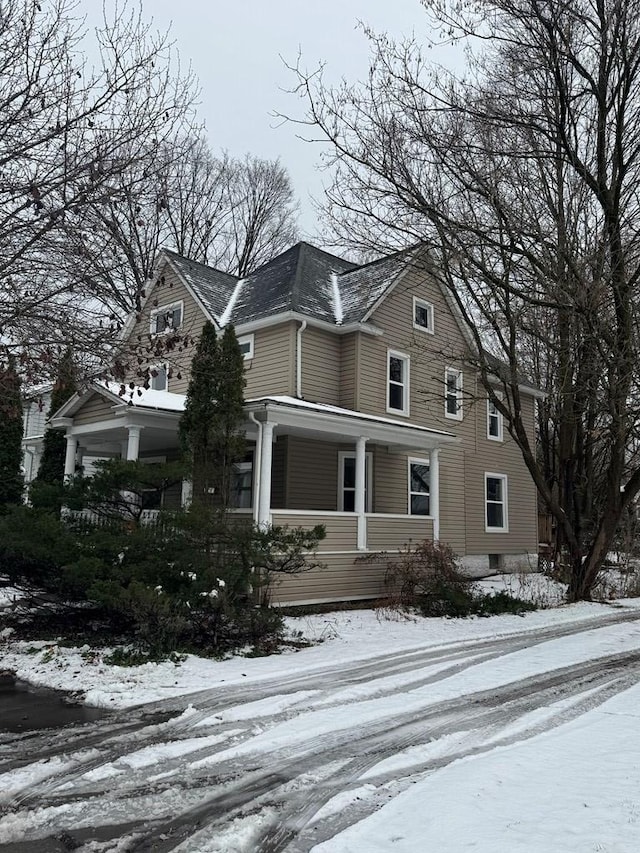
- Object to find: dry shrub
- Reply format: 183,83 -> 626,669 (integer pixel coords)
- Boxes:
385,541 -> 474,617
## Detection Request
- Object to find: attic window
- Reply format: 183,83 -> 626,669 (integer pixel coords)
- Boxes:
151,301 -> 183,335
413,297 -> 434,334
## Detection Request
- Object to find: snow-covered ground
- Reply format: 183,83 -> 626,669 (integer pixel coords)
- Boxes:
1,581 -> 640,851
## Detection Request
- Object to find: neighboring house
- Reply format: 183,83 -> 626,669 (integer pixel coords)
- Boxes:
49,243 -> 541,605
21,388 -> 51,486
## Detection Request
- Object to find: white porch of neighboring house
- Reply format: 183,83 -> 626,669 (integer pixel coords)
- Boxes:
51,385 -> 458,604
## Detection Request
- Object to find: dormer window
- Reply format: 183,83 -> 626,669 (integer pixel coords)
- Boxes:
150,301 -> 183,335
413,297 -> 434,334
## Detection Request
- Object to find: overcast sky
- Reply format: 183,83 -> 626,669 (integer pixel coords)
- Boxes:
82,1 -> 456,240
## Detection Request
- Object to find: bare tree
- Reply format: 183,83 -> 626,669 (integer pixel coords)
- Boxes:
291,0 -> 640,600
219,155 -> 299,277
0,0 -> 197,385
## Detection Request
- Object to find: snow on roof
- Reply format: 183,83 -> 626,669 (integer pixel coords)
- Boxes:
247,395 -> 457,437
99,382 -> 186,412
219,278 -> 245,326
331,272 -> 343,324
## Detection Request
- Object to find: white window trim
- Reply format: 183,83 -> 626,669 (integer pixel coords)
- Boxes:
238,333 -> 254,360
413,296 -> 435,334
387,349 -> 410,416
149,362 -> 169,392
485,472 -> 509,533
444,367 -> 463,420
487,396 -> 503,442
408,457 -> 432,517
338,451 -> 373,512
150,300 -> 184,336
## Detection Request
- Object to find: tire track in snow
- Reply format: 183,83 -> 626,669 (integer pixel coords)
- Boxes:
1,608 -> 640,851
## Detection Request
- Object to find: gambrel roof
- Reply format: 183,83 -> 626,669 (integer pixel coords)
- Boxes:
156,242 -> 419,329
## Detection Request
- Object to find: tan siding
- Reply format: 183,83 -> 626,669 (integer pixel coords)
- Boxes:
438,446 -> 467,555
123,264 -> 208,396
271,512 -> 358,551
366,516 -> 434,550
286,436 -> 338,510
270,553 -> 388,605
73,394 -> 114,426
244,322 -> 295,398
299,326 -> 341,404
372,447 -> 408,514
359,264 -> 536,557
364,266 -> 471,428
339,334 -> 357,409
124,266 -> 296,399
463,394 -> 538,555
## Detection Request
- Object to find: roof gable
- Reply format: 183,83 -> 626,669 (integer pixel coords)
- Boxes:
124,242 -> 461,336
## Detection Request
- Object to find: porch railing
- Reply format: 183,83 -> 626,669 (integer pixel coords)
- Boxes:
269,509 -> 433,553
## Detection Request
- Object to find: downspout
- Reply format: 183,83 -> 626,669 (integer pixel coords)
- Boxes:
296,320 -> 307,398
248,411 -> 262,525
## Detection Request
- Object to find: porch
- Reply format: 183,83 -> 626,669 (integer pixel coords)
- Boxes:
51,387 -> 457,604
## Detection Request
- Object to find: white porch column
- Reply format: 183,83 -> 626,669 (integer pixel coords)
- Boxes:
125,425 -> 143,461
430,447 -> 440,542
181,480 -> 193,508
257,421 -> 276,528
64,434 -> 78,481
355,436 -> 368,550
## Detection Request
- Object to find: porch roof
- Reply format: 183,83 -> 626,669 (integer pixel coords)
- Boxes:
52,384 -> 458,453
245,395 -> 458,451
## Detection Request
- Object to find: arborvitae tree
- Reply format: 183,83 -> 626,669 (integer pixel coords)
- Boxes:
0,354 -> 23,508
181,321 -> 246,509
213,325 -> 247,506
34,349 -> 77,486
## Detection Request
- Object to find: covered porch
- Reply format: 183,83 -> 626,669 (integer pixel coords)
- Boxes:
52,387 -> 458,604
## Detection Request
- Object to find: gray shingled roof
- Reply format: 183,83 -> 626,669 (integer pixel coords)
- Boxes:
160,242 -> 415,327
162,249 -> 238,322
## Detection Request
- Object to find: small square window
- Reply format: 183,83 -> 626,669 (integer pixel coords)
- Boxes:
413,297 -> 434,334
151,302 -> 183,335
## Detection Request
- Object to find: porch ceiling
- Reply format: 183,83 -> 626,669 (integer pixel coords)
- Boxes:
245,396 -> 459,452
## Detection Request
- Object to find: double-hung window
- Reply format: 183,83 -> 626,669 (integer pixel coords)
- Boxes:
231,453 -> 254,508
444,368 -> 463,420
487,397 -> 503,441
413,297 -> 434,334
238,334 -> 254,360
150,301 -> 183,335
387,350 -> 410,415
485,473 -> 508,532
338,452 -> 372,512
408,458 -> 430,515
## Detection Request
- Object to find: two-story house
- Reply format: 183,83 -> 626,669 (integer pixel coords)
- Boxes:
49,243 -> 541,604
